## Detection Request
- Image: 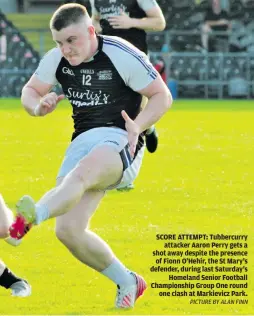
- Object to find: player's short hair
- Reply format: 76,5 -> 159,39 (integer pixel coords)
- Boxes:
50,4 -> 89,31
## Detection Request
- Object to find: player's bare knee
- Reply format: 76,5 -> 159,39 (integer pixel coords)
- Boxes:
55,222 -> 83,245
56,224 -> 73,243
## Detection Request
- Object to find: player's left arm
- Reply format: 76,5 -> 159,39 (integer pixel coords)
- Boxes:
123,52 -> 172,132
121,53 -> 172,156
108,0 -> 166,31
122,74 -> 171,156
134,75 -> 171,133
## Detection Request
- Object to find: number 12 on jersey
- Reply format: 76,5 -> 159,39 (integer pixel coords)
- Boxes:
82,74 -> 91,86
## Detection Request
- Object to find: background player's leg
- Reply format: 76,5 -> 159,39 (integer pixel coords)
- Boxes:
0,259 -> 31,297
0,194 -> 12,238
0,196 -> 31,296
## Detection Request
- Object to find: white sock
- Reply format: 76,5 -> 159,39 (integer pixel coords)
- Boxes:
35,204 -> 49,225
146,125 -> 155,135
101,258 -> 135,286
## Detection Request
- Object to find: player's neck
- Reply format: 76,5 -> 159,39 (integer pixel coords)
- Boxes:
85,37 -> 99,62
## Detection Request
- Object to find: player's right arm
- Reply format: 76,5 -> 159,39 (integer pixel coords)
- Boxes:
21,48 -> 64,117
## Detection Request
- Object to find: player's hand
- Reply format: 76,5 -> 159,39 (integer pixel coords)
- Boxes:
34,92 -> 65,116
108,11 -> 134,29
121,110 -> 140,157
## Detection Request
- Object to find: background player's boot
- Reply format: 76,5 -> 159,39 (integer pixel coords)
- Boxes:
10,279 -> 31,297
145,126 -> 158,153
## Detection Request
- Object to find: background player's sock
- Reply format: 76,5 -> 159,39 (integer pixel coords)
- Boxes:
0,267 -> 22,289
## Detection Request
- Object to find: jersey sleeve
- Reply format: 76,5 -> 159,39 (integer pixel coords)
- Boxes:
34,48 -> 62,85
103,36 -> 158,92
137,0 -> 159,11
124,52 -> 158,91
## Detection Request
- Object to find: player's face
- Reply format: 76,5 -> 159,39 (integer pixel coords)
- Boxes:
52,19 -> 96,66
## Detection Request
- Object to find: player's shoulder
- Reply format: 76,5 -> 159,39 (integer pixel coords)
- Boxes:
101,35 -> 155,84
102,35 -> 146,58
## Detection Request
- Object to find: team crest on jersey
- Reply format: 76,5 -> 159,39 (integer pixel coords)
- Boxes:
97,70 -> 112,80
62,67 -> 75,76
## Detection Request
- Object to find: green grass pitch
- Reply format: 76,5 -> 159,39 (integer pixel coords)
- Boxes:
0,99 -> 253,315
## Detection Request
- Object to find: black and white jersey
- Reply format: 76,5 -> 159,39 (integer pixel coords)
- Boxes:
204,8 -> 229,31
34,35 -> 158,141
90,0 -> 159,53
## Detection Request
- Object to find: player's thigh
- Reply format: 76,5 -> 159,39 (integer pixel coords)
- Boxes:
57,127 -> 129,190
72,145 -> 123,190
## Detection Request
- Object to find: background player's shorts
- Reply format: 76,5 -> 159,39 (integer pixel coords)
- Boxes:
57,127 -> 145,190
